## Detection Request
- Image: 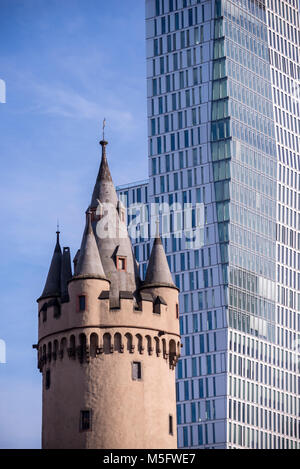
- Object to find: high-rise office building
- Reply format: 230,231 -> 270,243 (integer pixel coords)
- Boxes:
117,0 -> 300,448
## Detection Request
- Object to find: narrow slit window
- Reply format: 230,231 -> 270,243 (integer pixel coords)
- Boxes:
79,295 -> 86,311
169,415 -> 173,435
80,410 -> 92,431
45,369 -> 51,390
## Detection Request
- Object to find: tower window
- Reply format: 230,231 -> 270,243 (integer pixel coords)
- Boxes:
80,409 -> 92,431
132,361 -> 142,380
45,369 -> 51,390
53,304 -> 61,318
41,303 -> 47,322
176,303 -> 179,319
78,295 -> 86,311
117,256 -> 127,271
169,415 -> 173,435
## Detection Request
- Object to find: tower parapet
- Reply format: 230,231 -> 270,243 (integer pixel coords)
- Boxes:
36,134 -> 180,449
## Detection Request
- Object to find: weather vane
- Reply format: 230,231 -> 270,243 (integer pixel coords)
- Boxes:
102,118 -> 106,140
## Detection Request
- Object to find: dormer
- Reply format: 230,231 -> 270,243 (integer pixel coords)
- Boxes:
114,245 -> 128,272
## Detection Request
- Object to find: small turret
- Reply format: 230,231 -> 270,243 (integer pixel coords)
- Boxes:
143,223 -> 176,289
75,211 -> 106,279
40,230 -> 62,300
139,224 -> 179,330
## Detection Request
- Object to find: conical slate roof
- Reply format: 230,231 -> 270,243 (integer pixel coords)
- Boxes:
76,211 -> 106,278
90,140 -> 118,208
144,233 -> 175,287
89,138 -> 140,306
41,231 -> 62,298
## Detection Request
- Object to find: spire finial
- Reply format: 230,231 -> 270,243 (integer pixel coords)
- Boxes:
100,118 -> 108,156
56,219 -> 60,243
102,117 -> 106,141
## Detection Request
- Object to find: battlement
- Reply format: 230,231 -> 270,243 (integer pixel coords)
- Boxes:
38,279 -> 179,344
38,328 -> 181,372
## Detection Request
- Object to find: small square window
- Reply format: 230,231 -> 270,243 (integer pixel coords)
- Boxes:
80,410 -> 92,431
79,295 -> 86,311
132,361 -> 142,380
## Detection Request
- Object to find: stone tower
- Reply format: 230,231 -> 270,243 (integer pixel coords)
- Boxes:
36,136 -> 180,449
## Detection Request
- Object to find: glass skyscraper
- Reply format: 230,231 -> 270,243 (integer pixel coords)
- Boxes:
117,0 -> 300,448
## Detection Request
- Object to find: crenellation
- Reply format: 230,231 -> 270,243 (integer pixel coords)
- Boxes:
38,329 -> 180,371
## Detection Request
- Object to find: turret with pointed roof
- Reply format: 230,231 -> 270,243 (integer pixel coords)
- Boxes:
143,225 -> 176,289
40,231 -> 62,300
75,211 -> 106,279
90,140 -> 118,208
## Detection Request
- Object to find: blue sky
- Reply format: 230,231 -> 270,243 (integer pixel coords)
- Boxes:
0,0 -> 147,448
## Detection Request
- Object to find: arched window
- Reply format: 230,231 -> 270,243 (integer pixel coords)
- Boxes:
38,347 -> 42,370
90,333 -> 98,358
53,340 -> 58,360
42,344 -> 47,363
103,333 -> 112,354
136,334 -> 144,354
125,333 -> 134,353
154,337 -> 161,356
162,338 -> 167,358
69,335 -> 76,358
169,339 -> 176,366
145,335 -> 153,355
60,338 -> 67,358
79,333 -> 87,362
114,333 -> 122,352
47,342 -> 52,362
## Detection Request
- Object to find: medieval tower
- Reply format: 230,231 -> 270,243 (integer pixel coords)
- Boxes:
36,135 -> 180,449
